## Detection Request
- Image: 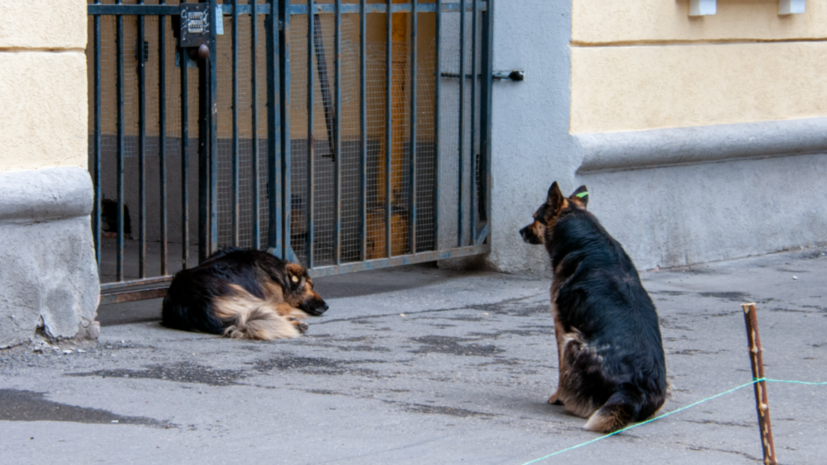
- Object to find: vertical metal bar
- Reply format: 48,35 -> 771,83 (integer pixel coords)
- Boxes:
267,0 -> 282,255
93,8 -> 102,272
232,0 -> 240,246
181,1 -> 190,269
313,15 -> 335,161
307,0 -> 316,268
159,4 -> 168,275
409,0 -> 417,254
116,10 -> 125,281
252,0 -> 261,248
280,0 -> 293,261
334,0 -> 341,264
198,51 -> 210,262
359,0 -> 367,261
469,0 -> 477,242
138,7 -> 147,279
210,0 -> 219,256
479,0 -> 493,241
457,0 -> 466,248
385,0 -> 392,258
433,0 -> 441,251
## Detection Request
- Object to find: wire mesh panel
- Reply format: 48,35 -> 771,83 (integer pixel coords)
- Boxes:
214,4 -> 271,251
283,0 -> 491,274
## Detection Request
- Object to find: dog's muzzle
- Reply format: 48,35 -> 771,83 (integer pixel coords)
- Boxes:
519,224 -> 542,245
301,298 -> 328,316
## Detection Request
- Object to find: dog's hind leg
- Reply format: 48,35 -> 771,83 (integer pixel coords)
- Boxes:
584,384 -> 643,433
215,285 -> 306,340
223,308 -> 305,340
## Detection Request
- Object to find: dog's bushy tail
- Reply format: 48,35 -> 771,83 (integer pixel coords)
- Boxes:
215,285 -> 301,340
584,384 -> 644,433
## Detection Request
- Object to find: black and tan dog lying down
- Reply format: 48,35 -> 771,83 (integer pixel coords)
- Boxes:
520,182 -> 667,433
162,248 -> 328,340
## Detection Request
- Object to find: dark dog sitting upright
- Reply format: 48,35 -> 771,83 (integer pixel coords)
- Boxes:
520,182 -> 667,432
162,248 -> 328,340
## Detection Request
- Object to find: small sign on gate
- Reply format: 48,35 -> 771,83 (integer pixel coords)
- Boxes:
179,3 -> 210,48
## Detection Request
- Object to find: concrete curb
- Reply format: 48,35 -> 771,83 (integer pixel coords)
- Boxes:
0,167 -> 93,224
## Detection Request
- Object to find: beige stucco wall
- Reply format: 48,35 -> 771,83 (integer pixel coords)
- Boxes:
572,0 -> 827,45
0,1 -> 87,171
570,0 -> 827,133
0,0 -> 86,50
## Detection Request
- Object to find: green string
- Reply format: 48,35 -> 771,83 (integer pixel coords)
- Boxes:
765,378 -> 827,386
521,377 -> 826,465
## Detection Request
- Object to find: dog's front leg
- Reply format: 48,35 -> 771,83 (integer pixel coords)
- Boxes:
275,303 -> 310,333
548,311 -> 565,405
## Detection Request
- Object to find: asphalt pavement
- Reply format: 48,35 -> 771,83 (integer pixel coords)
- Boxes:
1,247 -> 826,465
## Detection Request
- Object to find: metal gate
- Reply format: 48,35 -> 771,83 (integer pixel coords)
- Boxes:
88,0 -> 495,304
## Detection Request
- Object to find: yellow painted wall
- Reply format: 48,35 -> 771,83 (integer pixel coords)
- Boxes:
0,1 -> 88,171
570,0 -> 827,133
573,0 -> 827,45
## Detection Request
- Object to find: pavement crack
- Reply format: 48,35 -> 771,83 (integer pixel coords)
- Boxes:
682,443 -> 762,462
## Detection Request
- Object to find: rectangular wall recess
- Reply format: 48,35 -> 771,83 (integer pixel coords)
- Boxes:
689,0 -> 716,16
779,0 -> 805,15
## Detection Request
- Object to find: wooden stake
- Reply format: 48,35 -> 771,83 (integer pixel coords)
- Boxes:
741,303 -> 778,465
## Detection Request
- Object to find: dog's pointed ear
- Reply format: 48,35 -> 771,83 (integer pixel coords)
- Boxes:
285,263 -> 305,287
570,185 -> 589,208
546,181 -> 564,210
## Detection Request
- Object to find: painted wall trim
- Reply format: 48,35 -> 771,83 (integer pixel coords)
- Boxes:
575,117 -> 827,174
0,167 -> 93,224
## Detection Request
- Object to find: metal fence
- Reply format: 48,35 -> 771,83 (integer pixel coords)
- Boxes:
87,0 -> 494,304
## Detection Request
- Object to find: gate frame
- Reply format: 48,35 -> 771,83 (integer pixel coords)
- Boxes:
88,0 -> 494,304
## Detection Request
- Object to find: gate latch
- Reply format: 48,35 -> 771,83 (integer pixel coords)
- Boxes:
493,70 -> 525,82
179,3 -> 210,48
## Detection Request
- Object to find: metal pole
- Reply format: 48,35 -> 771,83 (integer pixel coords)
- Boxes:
209,0 -> 219,256
252,0 -> 261,248
469,0 -> 477,243
334,0 -> 342,264
457,0 -> 466,248
93,5 -> 102,272
181,0 -> 191,269
138,6 -> 147,278
359,0 -> 367,261
409,0 -> 418,254
116,9 -> 125,281
159,1 -> 169,275
385,0 -> 392,258
232,0 -> 240,246
433,0 -> 441,251
307,0 -> 316,267
280,0 -> 294,261
266,0 -> 282,256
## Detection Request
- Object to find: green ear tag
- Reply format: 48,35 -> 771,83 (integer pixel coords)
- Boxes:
575,191 -> 589,199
